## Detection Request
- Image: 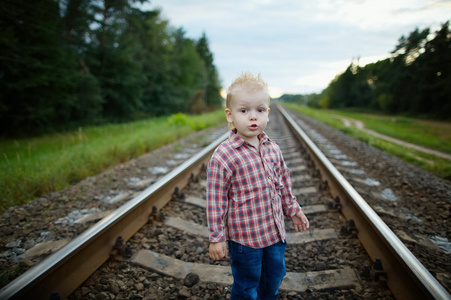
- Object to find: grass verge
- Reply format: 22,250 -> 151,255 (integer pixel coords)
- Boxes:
283,103 -> 451,181
0,111 -> 225,213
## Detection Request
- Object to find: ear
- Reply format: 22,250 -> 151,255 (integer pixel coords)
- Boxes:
225,108 -> 233,123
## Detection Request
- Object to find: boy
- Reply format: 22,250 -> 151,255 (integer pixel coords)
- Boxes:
206,71 -> 309,299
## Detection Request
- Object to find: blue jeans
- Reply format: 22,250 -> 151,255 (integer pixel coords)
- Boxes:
228,240 -> 287,300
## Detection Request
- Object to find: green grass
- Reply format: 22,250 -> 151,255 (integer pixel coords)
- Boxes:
334,111 -> 451,154
0,111 -> 226,213
283,103 -> 451,181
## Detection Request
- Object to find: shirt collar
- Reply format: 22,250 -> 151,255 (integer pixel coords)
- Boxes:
229,129 -> 271,149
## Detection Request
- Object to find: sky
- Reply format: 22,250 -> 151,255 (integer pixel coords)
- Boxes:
141,0 -> 451,97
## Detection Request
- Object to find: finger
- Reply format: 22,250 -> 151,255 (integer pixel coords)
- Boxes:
298,224 -> 306,232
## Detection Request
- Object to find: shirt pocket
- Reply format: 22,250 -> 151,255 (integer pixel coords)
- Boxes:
230,184 -> 261,205
264,158 -> 283,187
271,168 -> 284,191
234,190 -> 254,200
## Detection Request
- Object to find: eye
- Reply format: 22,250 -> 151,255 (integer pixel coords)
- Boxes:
258,108 -> 265,113
240,109 -> 247,113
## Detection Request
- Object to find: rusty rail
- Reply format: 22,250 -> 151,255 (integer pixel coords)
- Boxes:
278,104 -> 450,300
2,104 -> 449,300
0,132 -> 229,300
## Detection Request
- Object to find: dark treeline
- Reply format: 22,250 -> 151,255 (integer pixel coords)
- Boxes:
0,0 -> 222,137
280,22 -> 451,119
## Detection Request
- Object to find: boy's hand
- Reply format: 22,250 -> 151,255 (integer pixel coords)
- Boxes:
209,242 -> 228,260
291,211 -> 309,232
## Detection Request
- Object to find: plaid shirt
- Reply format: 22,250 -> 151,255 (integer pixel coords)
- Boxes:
206,130 -> 301,249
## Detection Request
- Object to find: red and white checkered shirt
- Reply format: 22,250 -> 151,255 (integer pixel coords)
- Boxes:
206,130 -> 301,249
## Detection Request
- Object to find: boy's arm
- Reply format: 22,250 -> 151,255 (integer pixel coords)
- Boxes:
278,153 -> 309,231
279,155 -> 302,217
206,155 -> 231,246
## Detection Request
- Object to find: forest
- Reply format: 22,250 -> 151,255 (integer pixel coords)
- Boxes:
280,21 -> 451,120
0,0 -> 222,137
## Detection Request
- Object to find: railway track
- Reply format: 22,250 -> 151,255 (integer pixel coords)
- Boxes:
1,105 -> 449,299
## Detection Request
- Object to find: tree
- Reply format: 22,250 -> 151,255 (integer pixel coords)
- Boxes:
322,63 -> 357,109
86,0 -> 146,120
0,0 -> 223,136
196,32 -> 222,109
132,9 -> 173,116
165,28 -> 206,114
312,21 -> 451,119
0,0 -> 79,135
62,0 -> 104,124
416,22 -> 451,117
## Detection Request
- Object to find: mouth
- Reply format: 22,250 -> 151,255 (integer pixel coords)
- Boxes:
249,124 -> 259,131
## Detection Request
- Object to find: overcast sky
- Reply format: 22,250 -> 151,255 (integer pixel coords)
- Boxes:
141,0 -> 450,97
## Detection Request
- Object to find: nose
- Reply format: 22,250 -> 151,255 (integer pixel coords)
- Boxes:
249,111 -> 257,120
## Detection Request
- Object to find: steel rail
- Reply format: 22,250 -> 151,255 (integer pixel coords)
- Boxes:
278,104 -> 450,300
0,132 -> 229,300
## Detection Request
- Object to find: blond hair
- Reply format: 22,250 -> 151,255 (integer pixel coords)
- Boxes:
225,71 -> 269,130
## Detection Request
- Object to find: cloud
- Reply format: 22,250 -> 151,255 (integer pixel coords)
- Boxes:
142,0 -> 450,94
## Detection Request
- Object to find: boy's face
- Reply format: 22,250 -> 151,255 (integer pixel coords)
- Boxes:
225,89 -> 270,143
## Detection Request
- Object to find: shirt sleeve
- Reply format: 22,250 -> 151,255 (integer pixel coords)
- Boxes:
206,152 -> 232,243
279,151 -> 302,217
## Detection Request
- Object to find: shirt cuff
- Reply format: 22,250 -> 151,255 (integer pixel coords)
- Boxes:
209,231 -> 225,243
288,204 -> 302,218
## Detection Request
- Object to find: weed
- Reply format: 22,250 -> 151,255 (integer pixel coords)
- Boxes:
0,110 -> 225,213
0,265 -> 30,289
284,103 -> 451,181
